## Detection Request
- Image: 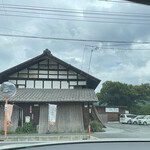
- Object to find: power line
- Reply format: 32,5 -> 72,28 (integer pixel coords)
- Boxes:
85,45 -> 150,50
101,47 -> 150,50
0,33 -> 150,44
0,3 -> 149,16
0,4 -> 150,18
0,3 -> 140,16
0,9 -> 149,22
0,14 -> 150,25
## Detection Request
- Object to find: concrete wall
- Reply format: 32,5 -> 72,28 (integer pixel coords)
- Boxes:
0,105 -> 19,132
38,103 -> 84,133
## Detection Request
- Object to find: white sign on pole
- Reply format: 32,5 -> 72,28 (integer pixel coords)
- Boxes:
125,110 -> 129,114
6,104 -> 14,126
105,108 -> 119,113
48,104 -> 57,126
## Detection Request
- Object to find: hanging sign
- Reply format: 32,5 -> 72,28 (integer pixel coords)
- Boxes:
6,104 -> 13,126
0,81 -> 16,137
48,104 -> 57,126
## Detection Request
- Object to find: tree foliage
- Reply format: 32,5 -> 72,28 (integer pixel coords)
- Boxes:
97,81 -> 150,109
130,105 -> 150,115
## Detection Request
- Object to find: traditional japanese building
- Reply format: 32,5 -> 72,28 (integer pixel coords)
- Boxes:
0,49 -> 101,133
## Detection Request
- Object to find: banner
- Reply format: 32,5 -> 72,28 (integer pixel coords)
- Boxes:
5,104 -> 13,126
48,104 -> 57,126
105,107 -> 119,113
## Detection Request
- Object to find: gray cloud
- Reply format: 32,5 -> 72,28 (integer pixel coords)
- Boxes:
0,0 -> 150,92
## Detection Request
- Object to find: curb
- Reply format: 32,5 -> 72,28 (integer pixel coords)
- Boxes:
0,135 -> 89,142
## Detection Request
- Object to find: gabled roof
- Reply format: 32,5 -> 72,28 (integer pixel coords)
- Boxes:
0,89 -> 98,103
0,49 -> 100,89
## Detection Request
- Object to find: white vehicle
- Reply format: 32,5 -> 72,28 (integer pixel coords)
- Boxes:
120,114 -> 136,124
129,115 -> 145,125
138,115 -> 150,125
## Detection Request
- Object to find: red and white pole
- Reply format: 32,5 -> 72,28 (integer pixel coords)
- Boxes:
89,124 -> 91,138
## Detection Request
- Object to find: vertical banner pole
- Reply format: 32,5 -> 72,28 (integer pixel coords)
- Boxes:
5,98 -> 8,137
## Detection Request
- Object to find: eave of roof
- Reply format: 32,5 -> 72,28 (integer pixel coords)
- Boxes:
0,88 -> 98,103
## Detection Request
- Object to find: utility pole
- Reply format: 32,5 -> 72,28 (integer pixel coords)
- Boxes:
88,47 -> 99,73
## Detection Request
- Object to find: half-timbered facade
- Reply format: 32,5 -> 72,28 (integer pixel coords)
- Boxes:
0,49 -> 101,133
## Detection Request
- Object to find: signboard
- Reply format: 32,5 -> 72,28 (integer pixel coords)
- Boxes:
105,108 -> 119,113
25,116 -> 30,123
6,104 -> 13,126
125,110 -> 129,114
1,82 -> 16,98
48,104 -> 57,126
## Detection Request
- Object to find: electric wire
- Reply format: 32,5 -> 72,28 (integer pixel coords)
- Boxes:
0,33 -> 150,44
0,4 -> 150,18
0,13 -> 150,25
0,3 -> 149,16
0,9 -> 149,22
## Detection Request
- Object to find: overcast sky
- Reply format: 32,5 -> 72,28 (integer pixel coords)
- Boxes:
0,0 -> 150,92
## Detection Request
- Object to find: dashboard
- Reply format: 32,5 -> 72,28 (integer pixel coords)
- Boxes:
18,141 -> 150,150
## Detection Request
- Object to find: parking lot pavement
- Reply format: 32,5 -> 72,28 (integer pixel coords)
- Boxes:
92,122 -> 150,139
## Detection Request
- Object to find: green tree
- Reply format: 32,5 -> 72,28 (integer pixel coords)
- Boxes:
97,81 -> 137,108
134,83 -> 150,101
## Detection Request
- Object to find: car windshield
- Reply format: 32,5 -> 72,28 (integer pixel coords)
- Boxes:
0,0 -> 150,149
137,116 -> 145,119
144,116 -> 150,119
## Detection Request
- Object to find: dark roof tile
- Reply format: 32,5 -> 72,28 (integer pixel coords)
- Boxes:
0,89 -> 98,103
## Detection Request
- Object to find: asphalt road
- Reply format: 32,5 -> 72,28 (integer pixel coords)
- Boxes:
1,123 -> 150,148
93,122 -> 150,139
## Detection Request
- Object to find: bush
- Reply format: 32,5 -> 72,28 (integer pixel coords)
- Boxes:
16,123 -> 36,134
16,126 -> 24,134
90,121 -> 105,132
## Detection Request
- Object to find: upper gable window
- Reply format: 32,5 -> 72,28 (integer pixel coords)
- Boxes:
69,70 -> 76,74
39,60 -> 48,69
20,69 -> 28,73
39,64 -> 48,69
49,60 -> 57,64
29,64 -> 38,69
78,74 -> 85,79
9,73 -> 18,78
59,71 -> 67,74
40,60 -> 48,64
59,65 -> 66,69
29,70 -> 38,74
49,65 -> 57,69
